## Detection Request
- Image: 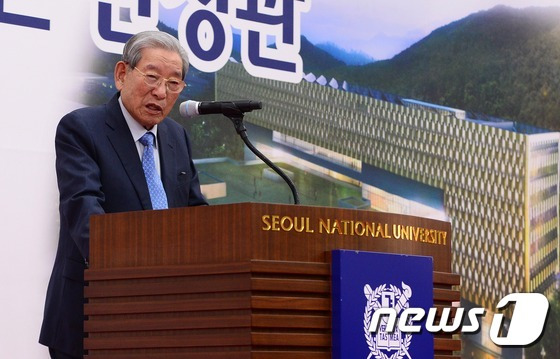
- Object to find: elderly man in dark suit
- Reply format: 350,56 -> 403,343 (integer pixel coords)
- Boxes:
39,30 -> 207,358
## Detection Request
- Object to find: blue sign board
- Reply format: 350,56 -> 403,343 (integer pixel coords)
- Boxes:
332,250 -> 434,358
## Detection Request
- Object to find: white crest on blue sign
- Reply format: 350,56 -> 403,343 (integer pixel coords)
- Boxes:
363,282 -> 413,359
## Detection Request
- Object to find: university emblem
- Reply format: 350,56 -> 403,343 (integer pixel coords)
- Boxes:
363,282 -> 413,359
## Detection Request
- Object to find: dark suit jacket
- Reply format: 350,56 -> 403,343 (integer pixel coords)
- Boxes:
39,93 -> 207,357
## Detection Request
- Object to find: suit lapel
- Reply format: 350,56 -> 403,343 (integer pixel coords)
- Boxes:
105,94 -> 153,210
157,121 -> 176,207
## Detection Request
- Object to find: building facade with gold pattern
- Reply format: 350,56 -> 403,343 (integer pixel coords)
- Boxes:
216,61 -> 559,310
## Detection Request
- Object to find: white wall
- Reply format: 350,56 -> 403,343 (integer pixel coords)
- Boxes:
0,1 -> 89,357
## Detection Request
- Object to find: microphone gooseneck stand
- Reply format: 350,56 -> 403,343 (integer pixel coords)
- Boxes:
221,105 -> 300,205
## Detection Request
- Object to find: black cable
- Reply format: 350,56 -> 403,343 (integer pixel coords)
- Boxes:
227,113 -> 300,205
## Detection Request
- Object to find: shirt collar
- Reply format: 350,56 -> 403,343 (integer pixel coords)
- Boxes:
118,96 -> 158,147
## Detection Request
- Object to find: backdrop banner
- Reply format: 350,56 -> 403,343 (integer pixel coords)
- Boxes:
1,1 -> 558,358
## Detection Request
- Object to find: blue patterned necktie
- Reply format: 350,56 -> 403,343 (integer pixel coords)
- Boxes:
139,132 -> 168,210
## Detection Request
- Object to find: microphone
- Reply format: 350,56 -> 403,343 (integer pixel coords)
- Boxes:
179,100 -> 262,118
178,99 -> 300,204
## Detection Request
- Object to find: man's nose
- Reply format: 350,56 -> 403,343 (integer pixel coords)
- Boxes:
152,80 -> 167,98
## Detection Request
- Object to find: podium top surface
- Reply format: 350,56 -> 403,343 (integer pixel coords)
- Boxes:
90,202 -> 452,271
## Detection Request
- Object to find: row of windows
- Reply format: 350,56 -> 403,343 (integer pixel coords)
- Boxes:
456,253 -> 522,303
452,215 -> 524,251
456,238 -> 523,267
225,82 -> 528,183
530,270 -> 558,295
530,240 -> 558,272
530,218 -> 558,244
228,71 -> 518,146
529,260 -> 558,292
528,149 -> 558,169
247,96 -> 526,181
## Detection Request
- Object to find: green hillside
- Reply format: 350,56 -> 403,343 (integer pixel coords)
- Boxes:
301,36 -> 345,74
318,5 -> 560,130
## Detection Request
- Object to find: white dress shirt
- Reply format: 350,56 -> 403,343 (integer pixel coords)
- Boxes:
118,97 -> 162,176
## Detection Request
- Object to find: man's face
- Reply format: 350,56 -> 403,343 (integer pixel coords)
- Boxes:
115,47 -> 184,129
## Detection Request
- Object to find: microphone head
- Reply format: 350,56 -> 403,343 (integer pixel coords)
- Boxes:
179,100 -> 199,118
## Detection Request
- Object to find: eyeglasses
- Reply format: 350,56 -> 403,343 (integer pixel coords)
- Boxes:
133,67 -> 185,93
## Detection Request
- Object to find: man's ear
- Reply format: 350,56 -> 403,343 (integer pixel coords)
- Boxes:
114,61 -> 127,91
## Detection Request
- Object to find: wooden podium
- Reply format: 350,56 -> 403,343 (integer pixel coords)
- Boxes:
84,203 -> 460,358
